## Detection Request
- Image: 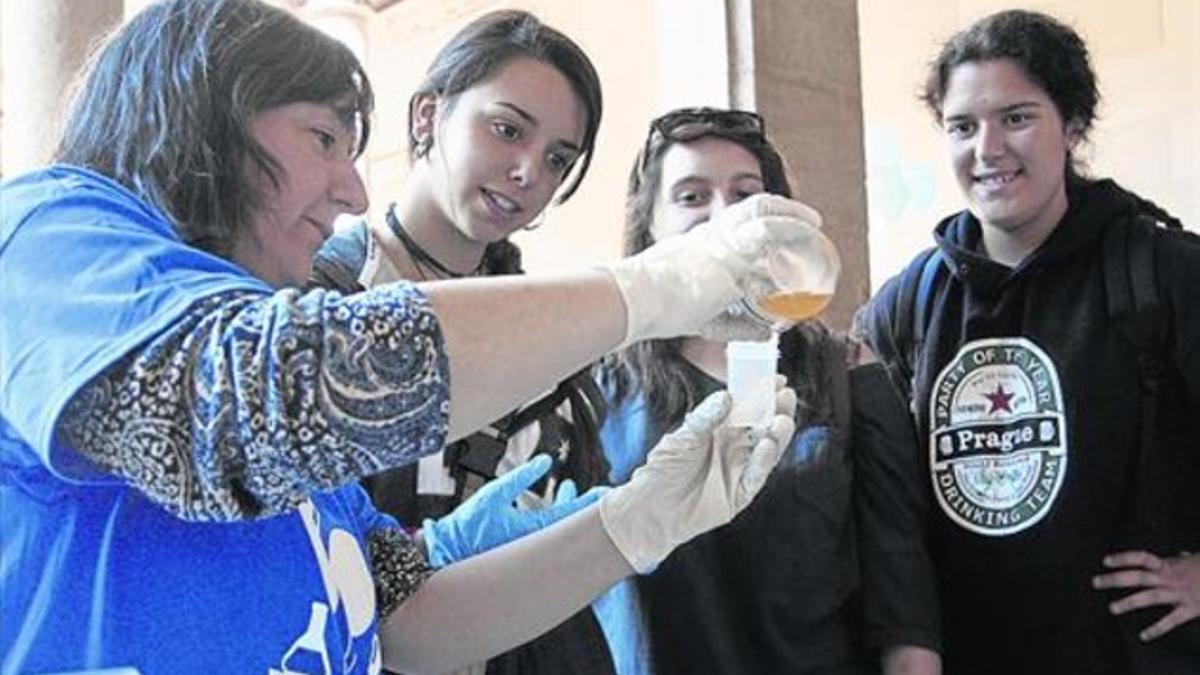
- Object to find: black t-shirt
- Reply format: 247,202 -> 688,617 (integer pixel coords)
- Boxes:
636,355 -> 876,675
852,365 -> 942,658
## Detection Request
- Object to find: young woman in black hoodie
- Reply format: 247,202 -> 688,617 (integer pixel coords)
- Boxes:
857,9 -> 1200,675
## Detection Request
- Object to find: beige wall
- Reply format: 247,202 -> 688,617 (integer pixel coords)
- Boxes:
0,0 -> 123,177
858,0 -> 1200,289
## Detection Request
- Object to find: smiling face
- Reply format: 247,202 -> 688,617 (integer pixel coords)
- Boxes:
234,102 -> 368,288
415,57 -> 586,244
941,58 -> 1080,262
649,136 -> 766,243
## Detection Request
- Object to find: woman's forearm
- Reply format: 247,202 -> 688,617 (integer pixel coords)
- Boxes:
420,271 -> 627,440
379,505 -> 631,674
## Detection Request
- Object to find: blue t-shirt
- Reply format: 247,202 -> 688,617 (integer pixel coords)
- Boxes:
0,167 -> 404,674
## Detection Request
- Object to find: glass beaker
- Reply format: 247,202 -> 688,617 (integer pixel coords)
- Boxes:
740,226 -> 841,330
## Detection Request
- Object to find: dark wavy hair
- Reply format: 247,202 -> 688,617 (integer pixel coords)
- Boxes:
603,108 -> 835,433
54,0 -> 374,258
408,9 -> 602,276
920,9 -> 1099,182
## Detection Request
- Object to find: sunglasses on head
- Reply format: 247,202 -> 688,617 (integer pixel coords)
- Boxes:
639,107 -> 766,174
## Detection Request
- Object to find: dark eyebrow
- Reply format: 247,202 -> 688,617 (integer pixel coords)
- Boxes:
554,139 -> 583,154
669,171 -> 764,188
495,101 -> 537,125
307,104 -> 355,136
672,172 -> 762,184
944,100 -> 1043,122
494,102 -> 583,153
999,101 -> 1043,114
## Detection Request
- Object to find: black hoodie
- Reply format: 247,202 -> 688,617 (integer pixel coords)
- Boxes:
861,179 -> 1200,674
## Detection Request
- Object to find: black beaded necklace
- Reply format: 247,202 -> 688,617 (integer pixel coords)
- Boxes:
385,203 -> 484,279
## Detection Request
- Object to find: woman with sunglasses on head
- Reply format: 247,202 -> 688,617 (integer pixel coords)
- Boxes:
0,0 -> 833,672
857,9 -> 1199,674
311,10 -> 615,674
592,107 -> 930,675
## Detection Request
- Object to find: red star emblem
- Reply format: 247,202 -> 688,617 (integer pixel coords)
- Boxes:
983,383 -> 1014,414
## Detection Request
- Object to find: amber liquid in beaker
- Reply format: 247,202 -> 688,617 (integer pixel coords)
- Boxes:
756,291 -> 832,321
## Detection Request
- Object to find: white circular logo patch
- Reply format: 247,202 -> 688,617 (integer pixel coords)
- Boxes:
929,337 -> 1067,536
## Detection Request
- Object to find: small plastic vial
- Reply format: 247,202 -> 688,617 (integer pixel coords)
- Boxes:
725,335 -> 779,427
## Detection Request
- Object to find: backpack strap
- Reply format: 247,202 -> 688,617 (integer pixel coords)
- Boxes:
914,249 -> 946,348
890,247 -> 947,401
1104,214 -> 1200,661
1104,215 -> 1170,385
1102,213 -> 1199,547
1128,215 -> 1171,383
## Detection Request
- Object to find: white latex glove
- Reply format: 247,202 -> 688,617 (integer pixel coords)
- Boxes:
598,378 -> 798,573
602,194 -> 824,345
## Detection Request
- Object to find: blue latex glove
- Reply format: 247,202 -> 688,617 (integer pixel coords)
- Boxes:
422,454 -> 608,568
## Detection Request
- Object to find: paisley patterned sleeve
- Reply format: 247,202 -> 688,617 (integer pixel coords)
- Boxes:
57,284 -> 451,522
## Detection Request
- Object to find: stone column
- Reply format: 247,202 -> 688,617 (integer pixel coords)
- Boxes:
726,0 -> 870,330
0,0 -> 123,177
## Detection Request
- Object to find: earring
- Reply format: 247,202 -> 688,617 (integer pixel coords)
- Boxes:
415,135 -> 433,159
